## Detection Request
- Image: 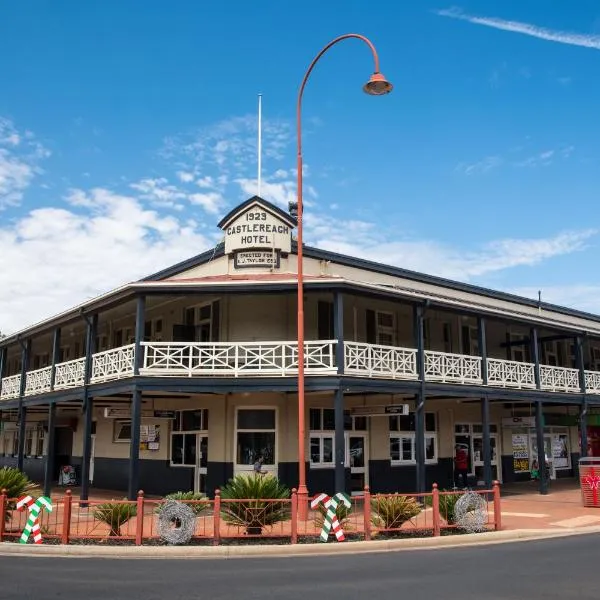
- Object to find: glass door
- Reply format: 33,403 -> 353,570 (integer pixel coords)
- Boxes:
194,435 -> 208,494
472,434 -> 499,483
530,435 -> 555,480
346,434 -> 368,495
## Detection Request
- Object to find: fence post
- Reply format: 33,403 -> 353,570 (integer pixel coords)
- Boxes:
432,483 -> 440,537
213,489 -> 221,545
363,486 -> 372,541
135,490 -> 145,546
0,489 -> 7,542
291,488 -> 298,544
61,489 -> 72,545
493,480 -> 502,531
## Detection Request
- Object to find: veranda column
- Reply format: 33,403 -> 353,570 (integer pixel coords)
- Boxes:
50,328 -> 61,391
414,304 -> 426,493
576,335 -> 588,459
530,327 -> 548,495
128,296 -> 146,500
17,339 -> 31,472
43,403 -> 57,496
333,292 -> 346,493
128,389 -> 142,500
0,346 -> 6,397
478,317 -> 492,488
80,314 -> 97,502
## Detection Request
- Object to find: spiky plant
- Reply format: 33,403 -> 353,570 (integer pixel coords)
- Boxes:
219,474 -> 290,535
371,494 -> 421,530
92,500 -> 137,537
0,467 -> 37,522
425,491 -> 461,524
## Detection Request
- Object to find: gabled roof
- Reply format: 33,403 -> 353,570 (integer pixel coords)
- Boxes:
217,196 -> 297,230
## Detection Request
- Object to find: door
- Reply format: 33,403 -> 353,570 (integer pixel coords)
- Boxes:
472,434 -> 500,483
346,434 -> 368,495
530,435 -> 555,480
195,435 -> 208,494
89,435 -> 96,484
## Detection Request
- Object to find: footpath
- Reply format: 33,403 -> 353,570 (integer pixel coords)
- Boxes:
1,480 -> 598,559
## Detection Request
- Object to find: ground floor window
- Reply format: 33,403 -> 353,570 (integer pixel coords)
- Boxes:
0,430 -> 17,457
454,422 -> 500,484
235,408 -> 276,466
113,420 -> 132,443
310,433 -> 334,467
511,427 -> 571,478
389,412 -> 438,465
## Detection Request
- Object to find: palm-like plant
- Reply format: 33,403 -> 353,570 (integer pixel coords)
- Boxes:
0,467 -> 37,522
425,491 -> 461,524
219,474 -> 290,535
371,494 -> 421,530
92,500 -> 137,537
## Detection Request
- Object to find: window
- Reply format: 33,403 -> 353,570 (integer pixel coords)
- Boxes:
236,409 -> 276,466
184,301 -> 220,342
0,431 -> 13,457
173,409 -> 209,432
113,420 -> 132,443
35,428 -> 46,457
442,322 -> 452,353
310,433 -> 334,466
33,354 -> 50,370
376,311 -> 395,346
25,429 -> 34,457
144,319 -> 164,342
461,325 -> 479,356
317,301 -> 334,339
310,408 -> 335,431
389,412 -> 438,465
171,409 -> 209,466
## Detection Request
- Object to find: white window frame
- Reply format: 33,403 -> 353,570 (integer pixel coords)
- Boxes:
309,432 -> 335,468
35,427 -> 46,457
389,412 -> 438,466
234,407 -> 277,471
185,300 -> 219,343
170,409 -> 209,468
113,420 -> 132,443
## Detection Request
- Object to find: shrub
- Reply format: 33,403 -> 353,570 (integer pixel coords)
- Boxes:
425,491 -> 461,524
92,500 -> 137,537
155,492 -> 210,516
0,467 -> 37,522
371,494 -> 421,530
219,474 -> 290,535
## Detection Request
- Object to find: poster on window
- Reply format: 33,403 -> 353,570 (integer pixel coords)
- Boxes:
512,434 -> 529,472
553,434 -> 569,468
140,424 -> 160,451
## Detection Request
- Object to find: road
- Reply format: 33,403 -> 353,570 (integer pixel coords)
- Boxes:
2,535 -> 599,599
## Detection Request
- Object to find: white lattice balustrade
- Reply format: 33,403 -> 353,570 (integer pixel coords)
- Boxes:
425,351 -> 482,384
344,342 -> 418,379
540,365 -> 580,393
141,341 -> 337,377
54,357 -> 86,390
0,374 -> 21,400
24,366 -> 52,396
91,344 -> 135,383
486,358 -> 536,389
585,371 -> 600,395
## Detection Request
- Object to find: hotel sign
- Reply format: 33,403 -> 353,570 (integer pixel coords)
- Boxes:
218,196 -> 297,269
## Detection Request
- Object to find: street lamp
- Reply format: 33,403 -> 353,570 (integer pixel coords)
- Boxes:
293,34 -> 392,517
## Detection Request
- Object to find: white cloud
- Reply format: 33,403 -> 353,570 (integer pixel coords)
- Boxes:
0,188 -> 216,332
0,118 -> 49,209
130,177 -> 187,209
188,192 -> 223,214
196,176 -> 214,189
176,170 -> 194,183
455,156 -> 502,175
436,7 -> 600,50
515,149 -> 555,168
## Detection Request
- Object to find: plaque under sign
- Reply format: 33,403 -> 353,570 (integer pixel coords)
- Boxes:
234,250 -> 280,269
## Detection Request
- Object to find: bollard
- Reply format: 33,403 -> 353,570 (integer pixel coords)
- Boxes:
363,486 -> 372,541
0,489 -> 7,542
493,480 -> 501,531
291,488 -> 298,544
213,489 -> 221,545
61,489 -> 72,545
432,483 -> 441,537
135,490 -> 145,545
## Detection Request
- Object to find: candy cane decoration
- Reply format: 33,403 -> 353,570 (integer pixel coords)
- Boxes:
17,495 -> 53,544
311,492 -> 351,542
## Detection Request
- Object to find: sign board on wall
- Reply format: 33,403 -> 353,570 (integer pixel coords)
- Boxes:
502,416 -> 537,428
512,433 -> 529,472
217,196 -> 297,269
351,404 -> 409,417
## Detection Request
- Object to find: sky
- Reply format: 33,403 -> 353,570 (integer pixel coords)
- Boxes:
2,1 -> 600,333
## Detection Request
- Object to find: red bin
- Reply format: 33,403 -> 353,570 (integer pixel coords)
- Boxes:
579,457 -> 600,507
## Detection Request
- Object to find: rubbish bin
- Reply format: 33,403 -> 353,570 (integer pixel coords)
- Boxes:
579,457 -> 600,507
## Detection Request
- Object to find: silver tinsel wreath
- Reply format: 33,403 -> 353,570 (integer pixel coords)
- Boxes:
158,500 -> 196,545
453,491 -> 488,533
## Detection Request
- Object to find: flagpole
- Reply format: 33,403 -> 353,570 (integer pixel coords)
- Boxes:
258,93 -> 262,197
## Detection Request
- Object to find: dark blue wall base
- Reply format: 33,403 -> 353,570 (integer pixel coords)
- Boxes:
368,458 -> 454,493
0,457 -> 46,483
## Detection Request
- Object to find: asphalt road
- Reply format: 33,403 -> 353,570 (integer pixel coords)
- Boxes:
3,535 -> 600,600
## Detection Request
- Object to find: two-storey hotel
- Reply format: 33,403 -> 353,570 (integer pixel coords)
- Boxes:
1,196 -> 598,501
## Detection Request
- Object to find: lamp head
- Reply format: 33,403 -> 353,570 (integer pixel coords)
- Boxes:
363,72 -> 393,96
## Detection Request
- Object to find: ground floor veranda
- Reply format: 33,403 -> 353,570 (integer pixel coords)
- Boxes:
1,383 -> 596,500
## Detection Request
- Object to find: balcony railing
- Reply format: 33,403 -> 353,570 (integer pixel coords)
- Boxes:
141,340 -> 337,377
91,344 -> 135,384
425,351 -> 482,384
344,342 -> 417,379
2,340 -> 600,401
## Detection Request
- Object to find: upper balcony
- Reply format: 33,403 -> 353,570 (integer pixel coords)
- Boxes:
1,340 -> 599,401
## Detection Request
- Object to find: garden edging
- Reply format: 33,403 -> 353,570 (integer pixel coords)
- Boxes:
2,527 -> 599,559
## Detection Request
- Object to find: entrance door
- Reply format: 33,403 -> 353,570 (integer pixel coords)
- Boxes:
346,435 -> 368,495
472,434 -> 500,483
195,436 -> 208,494
530,435 -> 555,480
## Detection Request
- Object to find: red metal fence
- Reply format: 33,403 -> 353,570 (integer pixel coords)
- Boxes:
0,482 -> 501,545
